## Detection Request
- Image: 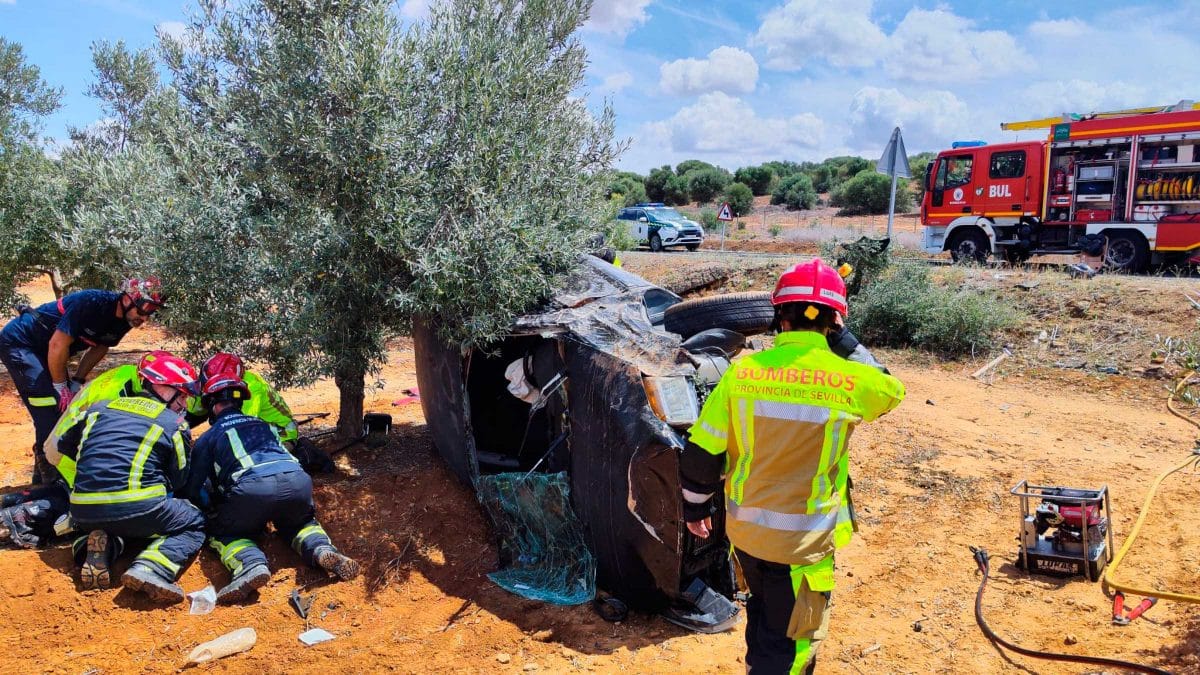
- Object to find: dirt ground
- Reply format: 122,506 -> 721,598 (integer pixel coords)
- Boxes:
3,264 -> 1200,674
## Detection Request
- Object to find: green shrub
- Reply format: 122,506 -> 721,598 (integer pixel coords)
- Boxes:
768,222 -> 783,238
734,165 -> 775,195
820,237 -> 891,298
699,207 -> 718,231
686,167 -> 731,204
770,173 -> 816,210
644,165 -> 673,202
830,169 -> 912,215
663,174 -> 689,205
847,261 -> 1017,357
724,181 -> 753,216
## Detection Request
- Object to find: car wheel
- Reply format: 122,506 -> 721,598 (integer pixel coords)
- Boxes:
948,228 -> 989,264
649,234 -> 664,252
1103,231 -> 1149,273
685,244 -> 700,252
664,292 -> 774,338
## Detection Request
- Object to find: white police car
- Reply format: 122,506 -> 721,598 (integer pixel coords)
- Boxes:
616,203 -> 705,252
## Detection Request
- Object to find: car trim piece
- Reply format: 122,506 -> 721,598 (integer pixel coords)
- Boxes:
726,500 -> 838,532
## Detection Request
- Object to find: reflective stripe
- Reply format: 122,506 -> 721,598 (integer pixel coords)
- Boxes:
57,456 -> 78,486
698,420 -> 727,440
226,429 -> 255,471
754,400 -> 830,424
292,524 -> 327,550
28,396 -> 57,407
730,398 -> 752,503
231,457 -> 298,482
776,285 -> 814,296
70,484 -> 166,505
211,538 -> 257,572
172,432 -> 187,472
136,536 -> 180,575
128,426 -> 164,492
79,411 -> 100,446
727,500 -> 838,533
682,488 -> 712,504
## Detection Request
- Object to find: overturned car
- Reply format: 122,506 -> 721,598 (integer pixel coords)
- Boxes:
414,256 -> 768,630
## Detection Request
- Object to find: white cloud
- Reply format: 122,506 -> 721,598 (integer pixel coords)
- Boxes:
599,71 -> 634,94
399,0 -> 431,21
0,0 -> 16,6
585,0 -> 652,36
659,47 -> 758,97
847,87 -> 971,152
1028,18 -> 1088,39
751,0 -> 886,71
1019,79 -> 1154,117
155,21 -> 186,41
642,92 -> 824,157
885,9 -> 1032,83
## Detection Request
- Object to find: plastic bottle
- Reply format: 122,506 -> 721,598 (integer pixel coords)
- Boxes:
186,627 -> 257,664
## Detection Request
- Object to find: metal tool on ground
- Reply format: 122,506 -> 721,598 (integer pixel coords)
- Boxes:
969,546 -> 1170,674
1011,480 -> 1113,581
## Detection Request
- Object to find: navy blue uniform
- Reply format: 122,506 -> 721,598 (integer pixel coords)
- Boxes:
0,290 -> 132,476
187,409 -> 332,574
59,396 -> 204,580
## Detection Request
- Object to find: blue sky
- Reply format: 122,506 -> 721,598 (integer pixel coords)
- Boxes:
5,0 -> 1200,173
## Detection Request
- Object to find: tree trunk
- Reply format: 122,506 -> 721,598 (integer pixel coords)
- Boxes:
334,365 -> 365,439
43,269 -> 65,299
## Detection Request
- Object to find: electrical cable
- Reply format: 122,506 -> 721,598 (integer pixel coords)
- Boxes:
970,547 -> 1171,675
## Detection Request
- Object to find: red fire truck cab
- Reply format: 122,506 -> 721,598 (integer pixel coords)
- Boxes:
921,108 -> 1200,271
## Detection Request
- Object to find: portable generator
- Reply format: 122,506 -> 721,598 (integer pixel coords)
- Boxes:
1011,481 -> 1114,581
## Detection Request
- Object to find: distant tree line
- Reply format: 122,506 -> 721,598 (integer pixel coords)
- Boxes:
606,151 -> 939,217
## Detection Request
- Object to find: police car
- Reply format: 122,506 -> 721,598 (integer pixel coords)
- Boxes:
616,203 -> 705,252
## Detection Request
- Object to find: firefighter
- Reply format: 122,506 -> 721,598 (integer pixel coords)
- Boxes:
0,351 -> 177,550
0,278 -> 163,483
680,259 -> 905,674
58,352 -> 204,601
187,372 -> 359,604
193,352 -> 298,443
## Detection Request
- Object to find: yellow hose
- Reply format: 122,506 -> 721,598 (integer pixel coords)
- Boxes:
1102,370 -> 1200,603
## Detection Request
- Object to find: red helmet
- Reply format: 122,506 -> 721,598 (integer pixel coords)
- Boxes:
771,258 -> 849,316
124,276 -> 166,313
201,352 -> 245,387
201,374 -> 251,404
137,351 -> 200,395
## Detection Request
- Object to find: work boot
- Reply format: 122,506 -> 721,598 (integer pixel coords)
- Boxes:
79,530 -> 116,590
216,564 -> 271,604
315,546 -> 361,581
122,563 -> 185,604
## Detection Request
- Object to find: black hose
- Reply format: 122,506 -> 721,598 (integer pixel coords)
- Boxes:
970,547 -> 1171,675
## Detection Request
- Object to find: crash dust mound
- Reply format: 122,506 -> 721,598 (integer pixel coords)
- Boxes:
0,278 -> 1197,674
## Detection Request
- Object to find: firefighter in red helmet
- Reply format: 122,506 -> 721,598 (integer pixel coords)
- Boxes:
681,259 -> 905,674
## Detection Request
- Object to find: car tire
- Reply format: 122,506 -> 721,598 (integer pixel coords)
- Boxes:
1103,231 -> 1149,273
685,244 -> 699,252
649,234 -> 664,252
664,292 -> 774,338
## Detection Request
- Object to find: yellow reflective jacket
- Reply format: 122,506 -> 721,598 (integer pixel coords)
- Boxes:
687,331 -> 905,566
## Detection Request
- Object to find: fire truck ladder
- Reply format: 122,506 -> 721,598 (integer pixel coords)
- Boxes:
1000,100 -> 1200,131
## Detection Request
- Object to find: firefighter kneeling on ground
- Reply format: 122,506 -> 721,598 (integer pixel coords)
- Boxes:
186,367 -> 359,604
59,352 -> 205,601
681,259 -> 906,674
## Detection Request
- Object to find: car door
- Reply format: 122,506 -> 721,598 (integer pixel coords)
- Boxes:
981,149 -> 1028,216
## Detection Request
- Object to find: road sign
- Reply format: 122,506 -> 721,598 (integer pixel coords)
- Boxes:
716,202 -> 733,221
875,127 -> 909,237
876,127 -> 910,178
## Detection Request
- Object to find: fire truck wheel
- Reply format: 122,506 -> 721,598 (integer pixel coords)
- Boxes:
948,228 -> 989,264
1103,231 -> 1149,273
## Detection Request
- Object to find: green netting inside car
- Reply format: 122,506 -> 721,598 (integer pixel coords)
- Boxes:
475,472 -> 596,605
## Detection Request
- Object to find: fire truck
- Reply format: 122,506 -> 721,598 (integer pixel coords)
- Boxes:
921,102 -> 1200,271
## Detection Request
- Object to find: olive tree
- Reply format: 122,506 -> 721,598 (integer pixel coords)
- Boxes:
71,0 -> 617,436
0,38 -> 66,305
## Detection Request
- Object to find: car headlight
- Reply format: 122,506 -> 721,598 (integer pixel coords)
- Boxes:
643,376 -> 699,427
